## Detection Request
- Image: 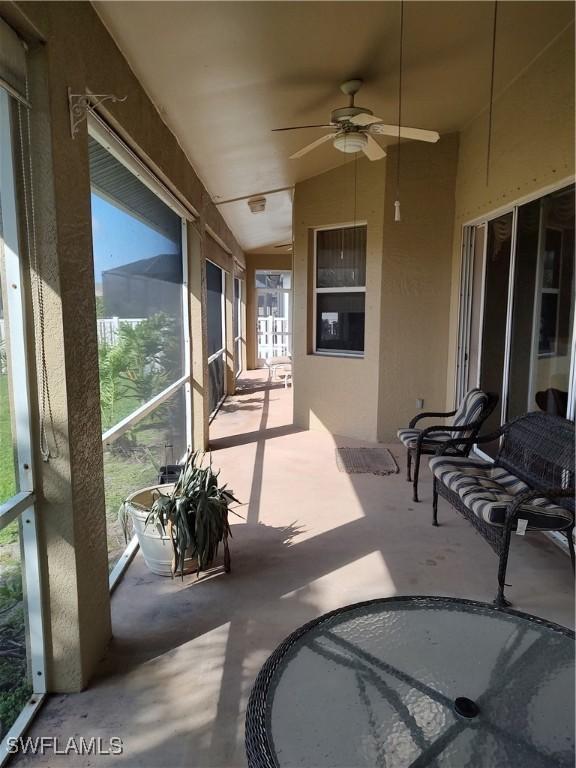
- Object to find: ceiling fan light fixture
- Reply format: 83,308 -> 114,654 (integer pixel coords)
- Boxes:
333,132 -> 367,154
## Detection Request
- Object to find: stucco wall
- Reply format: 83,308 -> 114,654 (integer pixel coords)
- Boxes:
6,1 -> 245,691
378,135 -> 459,440
292,139 -> 459,443
245,253 -> 292,370
293,158 -> 385,442
446,23 -> 575,407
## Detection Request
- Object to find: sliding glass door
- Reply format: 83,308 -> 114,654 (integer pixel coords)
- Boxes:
458,183 -> 575,436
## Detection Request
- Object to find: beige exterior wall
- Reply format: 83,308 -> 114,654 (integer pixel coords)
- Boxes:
5,1 -> 245,691
446,24 -> 575,408
378,135 -> 459,440
293,159 -> 385,442
292,137 -> 459,443
245,253 -> 292,370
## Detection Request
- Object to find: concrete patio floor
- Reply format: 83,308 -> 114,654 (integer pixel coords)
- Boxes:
16,370 -> 574,767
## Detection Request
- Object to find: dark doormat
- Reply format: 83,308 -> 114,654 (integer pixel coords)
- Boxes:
335,447 -> 399,476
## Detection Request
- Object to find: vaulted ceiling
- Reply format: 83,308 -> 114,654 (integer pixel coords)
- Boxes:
94,1 -> 574,253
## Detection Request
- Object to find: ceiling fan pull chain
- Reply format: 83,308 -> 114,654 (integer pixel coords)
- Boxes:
486,0 -> 498,186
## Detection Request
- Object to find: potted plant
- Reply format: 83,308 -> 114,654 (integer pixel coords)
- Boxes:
123,450 -> 239,577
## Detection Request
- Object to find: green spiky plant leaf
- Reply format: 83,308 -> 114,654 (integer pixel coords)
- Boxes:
144,450 -> 240,578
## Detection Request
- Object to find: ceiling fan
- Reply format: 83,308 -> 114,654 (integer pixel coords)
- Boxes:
273,79 -> 439,161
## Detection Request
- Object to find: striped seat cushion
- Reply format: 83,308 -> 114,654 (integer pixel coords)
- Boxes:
397,428 -> 454,450
429,455 -> 573,530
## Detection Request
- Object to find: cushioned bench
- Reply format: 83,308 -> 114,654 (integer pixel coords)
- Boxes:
429,411 -> 575,606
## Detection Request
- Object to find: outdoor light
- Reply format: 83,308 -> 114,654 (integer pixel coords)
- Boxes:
333,132 -> 368,154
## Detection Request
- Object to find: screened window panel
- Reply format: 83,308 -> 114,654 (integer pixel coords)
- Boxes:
103,387 -> 187,571
208,354 -> 225,414
207,261 -> 224,356
0,266 -> 18,503
479,212 -> 513,445
317,226 -> 367,288
316,293 -> 365,353
89,138 -> 185,433
256,271 -> 291,289
233,277 -> 240,340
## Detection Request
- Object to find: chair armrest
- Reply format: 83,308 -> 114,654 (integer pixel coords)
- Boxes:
415,424 -> 457,452
472,426 -> 507,444
409,410 -> 457,429
504,488 -> 575,531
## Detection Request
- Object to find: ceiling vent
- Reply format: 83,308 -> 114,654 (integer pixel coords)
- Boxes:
248,196 -> 266,214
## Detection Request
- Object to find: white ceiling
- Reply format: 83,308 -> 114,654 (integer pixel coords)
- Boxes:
94,1 -> 574,253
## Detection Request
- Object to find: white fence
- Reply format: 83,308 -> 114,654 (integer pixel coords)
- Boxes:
97,317 -> 144,346
257,316 -> 291,360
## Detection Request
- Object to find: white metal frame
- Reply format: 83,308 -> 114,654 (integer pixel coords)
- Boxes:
234,276 -> 243,378
207,259 -> 227,419
312,222 -> 367,358
255,269 -> 292,363
0,87 -> 46,765
87,119 -> 192,591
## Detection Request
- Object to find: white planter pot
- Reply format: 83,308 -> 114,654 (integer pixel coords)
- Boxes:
126,484 -> 197,576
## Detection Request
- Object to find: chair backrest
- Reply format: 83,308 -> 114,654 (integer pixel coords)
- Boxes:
497,412 -> 575,501
451,389 -> 491,438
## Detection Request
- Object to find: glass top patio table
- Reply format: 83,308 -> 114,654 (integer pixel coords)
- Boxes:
245,596 -> 574,768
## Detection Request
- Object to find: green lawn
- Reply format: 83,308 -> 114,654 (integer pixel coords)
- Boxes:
103,396 -> 186,571
0,375 -> 17,503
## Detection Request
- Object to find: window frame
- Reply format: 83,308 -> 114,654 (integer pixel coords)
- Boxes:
88,115 -> 193,590
0,87 -> 47,763
255,270 -> 292,362
312,222 -> 367,358
206,259 -> 227,419
234,276 -> 243,377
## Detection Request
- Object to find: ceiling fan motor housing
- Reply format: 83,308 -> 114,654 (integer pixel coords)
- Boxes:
331,106 -> 373,124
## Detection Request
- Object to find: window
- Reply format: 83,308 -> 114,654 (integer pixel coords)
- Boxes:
256,270 -> 292,363
88,122 -> 191,578
206,261 -> 226,415
314,225 -> 366,355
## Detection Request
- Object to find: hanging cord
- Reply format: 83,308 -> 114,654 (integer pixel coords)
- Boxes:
17,82 -> 58,461
486,1 -> 498,186
394,0 -> 404,222
353,151 -> 358,228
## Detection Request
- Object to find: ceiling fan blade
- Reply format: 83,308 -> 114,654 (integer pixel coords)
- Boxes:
349,113 -> 384,127
362,135 -> 387,162
272,124 -> 334,132
368,123 -> 440,143
290,133 -> 336,159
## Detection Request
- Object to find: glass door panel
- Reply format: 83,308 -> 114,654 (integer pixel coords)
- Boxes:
479,212 -> 513,444
508,187 -> 575,419
467,225 -> 485,390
